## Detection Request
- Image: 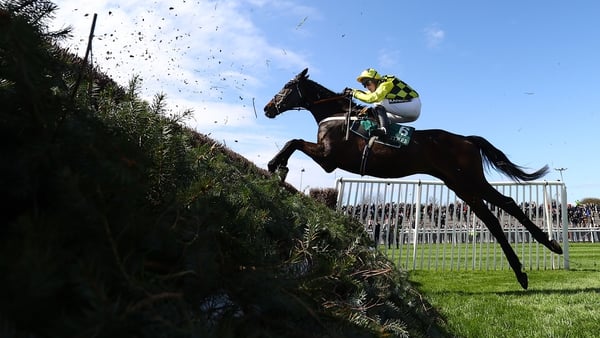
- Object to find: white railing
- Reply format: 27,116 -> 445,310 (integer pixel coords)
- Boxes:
336,178 -> 571,271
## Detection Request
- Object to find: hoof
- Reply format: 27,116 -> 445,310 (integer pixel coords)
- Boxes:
549,239 -> 563,254
517,272 -> 528,290
276,166 -> 289,181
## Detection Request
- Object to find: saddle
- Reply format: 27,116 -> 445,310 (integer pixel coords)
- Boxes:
350,117 -> 414,148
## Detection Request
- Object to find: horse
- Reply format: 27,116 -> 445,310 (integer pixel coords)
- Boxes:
263,68 -> 563,289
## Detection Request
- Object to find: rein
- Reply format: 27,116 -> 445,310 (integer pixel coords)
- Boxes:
346,97 -> 351,140
295,85 -> 373,172
287,86 -> 355,135
309,94 -> 353,139
311,95 -> 347,105
275,82 -> 372,172
270,75 -> 382,178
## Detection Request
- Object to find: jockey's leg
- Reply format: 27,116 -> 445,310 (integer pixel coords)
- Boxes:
382,97 -> 422,124
373,105 -> 389,137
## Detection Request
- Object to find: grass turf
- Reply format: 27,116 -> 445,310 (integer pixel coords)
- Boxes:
405,243 -> 600,337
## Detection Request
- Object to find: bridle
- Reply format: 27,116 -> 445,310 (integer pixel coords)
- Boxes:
272,82 -> 305,115
270,77 -> 358,140
272,80 -> 347,115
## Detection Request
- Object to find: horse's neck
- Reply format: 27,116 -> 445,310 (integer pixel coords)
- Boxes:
305,80 -> 358,123
307,79 -> 334,98
310,101 -> 348,124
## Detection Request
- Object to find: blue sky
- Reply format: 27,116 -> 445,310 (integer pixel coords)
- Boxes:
51,0 -> 600,202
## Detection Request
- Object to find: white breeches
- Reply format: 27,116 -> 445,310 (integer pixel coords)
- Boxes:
374,97 -> 421,123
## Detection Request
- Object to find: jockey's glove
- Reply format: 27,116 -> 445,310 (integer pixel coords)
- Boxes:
343,87 -> 354,98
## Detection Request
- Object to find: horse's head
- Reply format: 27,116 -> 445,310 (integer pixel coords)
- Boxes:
264,68 -> 356,124
264,68 -> 311,118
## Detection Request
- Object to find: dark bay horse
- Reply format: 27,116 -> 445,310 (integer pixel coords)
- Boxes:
264,68 -> 563,289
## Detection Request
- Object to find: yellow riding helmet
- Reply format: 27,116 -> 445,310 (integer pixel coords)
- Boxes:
356,68 -> 382,83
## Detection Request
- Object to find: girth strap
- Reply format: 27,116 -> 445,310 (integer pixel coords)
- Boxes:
360,136 -> 378,176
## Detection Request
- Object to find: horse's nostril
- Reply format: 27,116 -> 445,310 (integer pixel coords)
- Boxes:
264,104 -> 278,118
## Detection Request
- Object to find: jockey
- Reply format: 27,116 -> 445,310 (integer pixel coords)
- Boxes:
344,68 -> 421,137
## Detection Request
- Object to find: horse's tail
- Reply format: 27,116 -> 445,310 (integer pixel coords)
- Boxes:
467,135 -> 549,182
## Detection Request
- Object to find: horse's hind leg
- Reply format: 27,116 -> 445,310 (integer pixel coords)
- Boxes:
467,198 -> 529,289
481,185 -> 563,254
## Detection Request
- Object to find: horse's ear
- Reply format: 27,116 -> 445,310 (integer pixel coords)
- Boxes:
296,68 -> 309,80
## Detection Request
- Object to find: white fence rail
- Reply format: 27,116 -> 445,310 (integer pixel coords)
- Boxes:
335,178 -> 574,271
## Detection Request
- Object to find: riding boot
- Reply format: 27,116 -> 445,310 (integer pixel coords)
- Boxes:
372,105 -> 389,137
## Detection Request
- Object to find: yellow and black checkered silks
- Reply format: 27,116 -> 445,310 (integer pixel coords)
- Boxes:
384,76 -> 419,101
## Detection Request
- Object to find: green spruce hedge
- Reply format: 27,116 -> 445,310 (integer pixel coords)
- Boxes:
0,1 -> 447,337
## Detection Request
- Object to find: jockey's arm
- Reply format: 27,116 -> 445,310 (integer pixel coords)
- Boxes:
353,79 -> 394,103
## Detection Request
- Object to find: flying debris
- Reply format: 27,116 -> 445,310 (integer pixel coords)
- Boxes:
296,16 -> 308,29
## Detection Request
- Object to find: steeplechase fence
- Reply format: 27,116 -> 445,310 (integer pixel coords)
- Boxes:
335,178 -> 574,271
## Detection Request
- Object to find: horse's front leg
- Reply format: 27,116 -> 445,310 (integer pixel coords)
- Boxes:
268,139 -> 299,173
268,138 -> 331,180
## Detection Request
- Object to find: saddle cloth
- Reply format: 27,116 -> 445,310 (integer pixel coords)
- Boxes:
350,119 -> 414,148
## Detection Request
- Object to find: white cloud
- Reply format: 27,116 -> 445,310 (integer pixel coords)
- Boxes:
50,0 -> 349,190
424,24 -> 445,48
377,49 -> 401,68
51,0 -> 309,102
